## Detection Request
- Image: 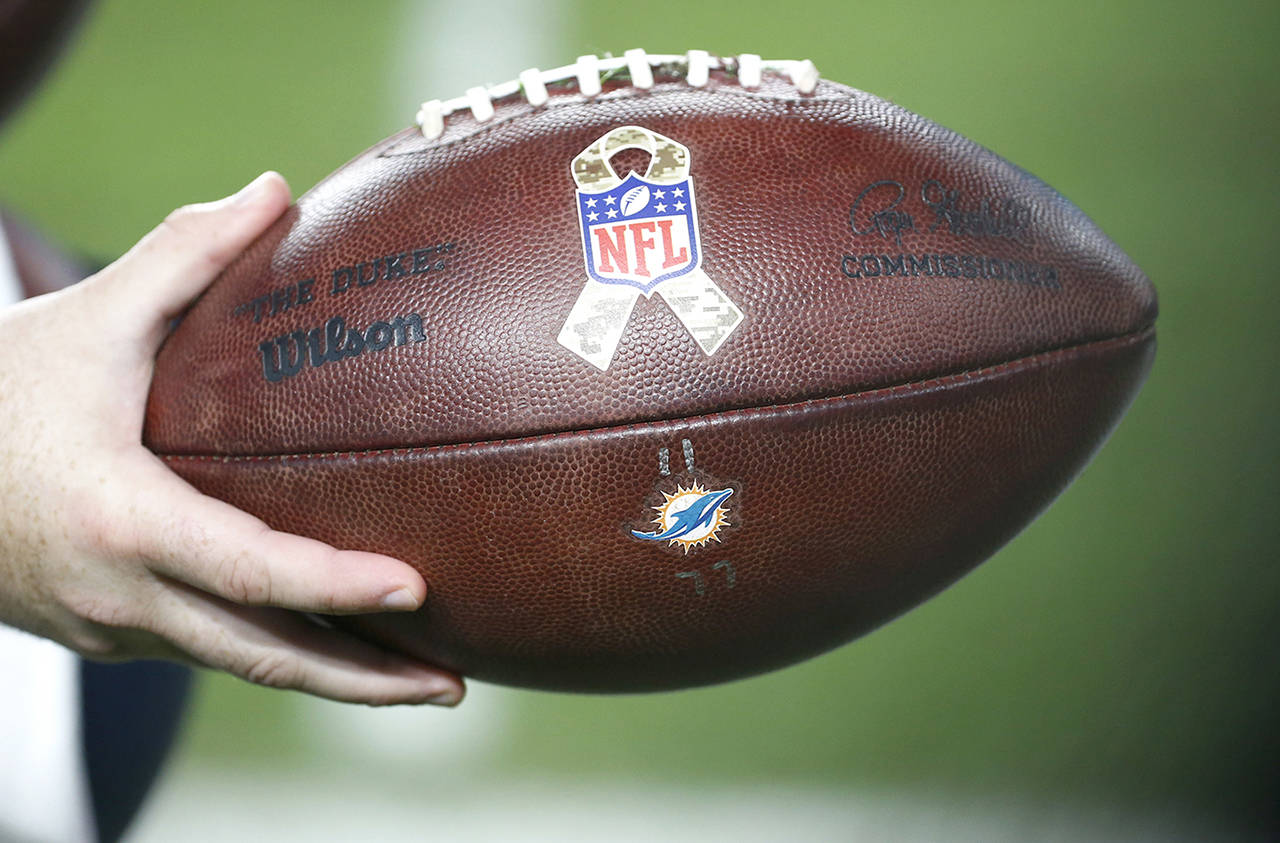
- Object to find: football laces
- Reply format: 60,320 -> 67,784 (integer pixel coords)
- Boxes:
415,49 -> 820,140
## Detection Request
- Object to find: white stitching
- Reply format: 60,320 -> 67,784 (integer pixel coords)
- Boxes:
737,53 -> 762,89
416,50 -> 821,140
789,59 -> 819,95
575,53 -> 602,97
415,99 -> 443,140
518,67 -> 547,107
686,49 -> 710,87
390,85 -> 846,159
464,86 -> 494,123
625,48 -> 654,90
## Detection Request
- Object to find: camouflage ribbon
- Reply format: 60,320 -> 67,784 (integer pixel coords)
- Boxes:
558,126 -> 743,371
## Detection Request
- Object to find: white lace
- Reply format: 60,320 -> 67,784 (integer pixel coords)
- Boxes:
416,49 -> 820,140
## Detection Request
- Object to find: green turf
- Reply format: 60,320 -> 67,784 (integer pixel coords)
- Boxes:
2,0 -> 1274,832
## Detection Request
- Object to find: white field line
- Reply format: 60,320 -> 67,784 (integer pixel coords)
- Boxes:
127,767 -> 1253,843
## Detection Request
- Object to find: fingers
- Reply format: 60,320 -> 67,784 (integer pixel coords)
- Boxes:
0,174 -> 466,708
86,170 -> 291,331
158,581 -> 464,706
131,470 -> 428,616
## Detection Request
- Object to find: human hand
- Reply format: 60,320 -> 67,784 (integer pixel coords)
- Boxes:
0,172 -> 464,706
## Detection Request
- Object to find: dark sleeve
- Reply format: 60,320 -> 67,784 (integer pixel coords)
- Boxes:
80,659 -> 194,843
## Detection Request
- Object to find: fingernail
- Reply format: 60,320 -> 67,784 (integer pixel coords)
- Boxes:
231,171 -> 276,205
425,686 -> 463,707
380,587 -> 421,611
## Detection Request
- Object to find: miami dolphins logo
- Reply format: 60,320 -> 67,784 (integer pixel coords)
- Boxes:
631,481 -> 733,552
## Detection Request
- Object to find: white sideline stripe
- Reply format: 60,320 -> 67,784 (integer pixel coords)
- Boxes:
0,228 -> 97,843
394,0 -> 567,124
305,0 -> 574,775
0,626 -> 95,843
0,624 -> 94,839
128,769 -> 1250,843
0,220 -> 21,306
297,681 -> 515,767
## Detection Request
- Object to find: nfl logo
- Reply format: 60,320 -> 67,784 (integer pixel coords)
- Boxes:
577,172 -> 701,294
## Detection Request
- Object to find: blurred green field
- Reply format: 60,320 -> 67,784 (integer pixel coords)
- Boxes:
2,0 -> 1275,837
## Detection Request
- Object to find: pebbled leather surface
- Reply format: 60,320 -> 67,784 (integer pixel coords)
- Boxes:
163,330 -> 1154,691
146,72 -> 1156,456
145,68 -> 1157,690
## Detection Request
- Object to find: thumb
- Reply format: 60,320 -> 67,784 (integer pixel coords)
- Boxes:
87,171 -> 291,332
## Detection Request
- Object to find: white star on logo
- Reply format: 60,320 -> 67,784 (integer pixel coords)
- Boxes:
672,187 -> 684,198
673,201 -> 686,211
604,195 -> 616,205
585,197 -> 598,208
655,203 -> 667,213
654,189 -> 665,199
606,208 -> 618,219
587,211 -> 599,221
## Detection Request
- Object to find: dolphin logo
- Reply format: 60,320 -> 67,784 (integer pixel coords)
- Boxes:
632,487 -> 733,545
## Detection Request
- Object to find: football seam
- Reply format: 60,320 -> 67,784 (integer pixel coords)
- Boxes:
156,326 -> 1154,464
379,82 -> 848,158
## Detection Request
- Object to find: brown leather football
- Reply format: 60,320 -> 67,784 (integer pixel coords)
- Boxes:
144,51 -> 1156,692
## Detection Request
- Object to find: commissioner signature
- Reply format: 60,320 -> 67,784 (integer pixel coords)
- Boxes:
849,180 -> 915,246
849,179 -> 1032,244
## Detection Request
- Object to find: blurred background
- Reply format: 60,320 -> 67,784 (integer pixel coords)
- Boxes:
1,0 -> 1275,840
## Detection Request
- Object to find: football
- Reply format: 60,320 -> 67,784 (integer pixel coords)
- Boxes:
144,50 -> 1156,692
619,184 -> 651,217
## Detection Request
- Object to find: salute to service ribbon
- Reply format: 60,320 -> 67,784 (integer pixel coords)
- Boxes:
558,125 -> 744,371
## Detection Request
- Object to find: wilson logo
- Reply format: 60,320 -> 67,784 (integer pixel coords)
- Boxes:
258,313 -> 425,383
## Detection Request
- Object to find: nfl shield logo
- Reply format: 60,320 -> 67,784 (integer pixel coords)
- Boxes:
577,172 -> 701,294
